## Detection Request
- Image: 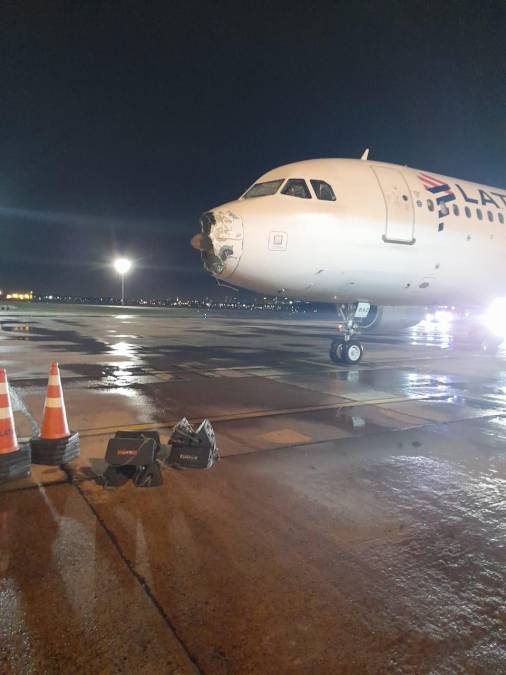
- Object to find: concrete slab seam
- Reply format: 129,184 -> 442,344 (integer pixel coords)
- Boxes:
72,480 -> 203,675
76,395 -> 426,438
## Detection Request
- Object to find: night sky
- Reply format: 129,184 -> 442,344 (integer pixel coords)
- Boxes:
1,1 -> 505,299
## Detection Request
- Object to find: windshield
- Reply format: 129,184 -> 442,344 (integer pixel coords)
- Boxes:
310,179 -> 336,201
243,179 -> 284,199
281,178 -> 311,199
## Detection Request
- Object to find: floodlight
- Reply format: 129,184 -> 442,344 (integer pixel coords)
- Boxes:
114,258 -> 132,276
113,258 -> 132,304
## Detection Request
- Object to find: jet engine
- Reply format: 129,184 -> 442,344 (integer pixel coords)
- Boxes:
355,306 -> 425,332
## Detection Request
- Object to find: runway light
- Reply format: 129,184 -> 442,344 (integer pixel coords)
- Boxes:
482,298 -> 506,337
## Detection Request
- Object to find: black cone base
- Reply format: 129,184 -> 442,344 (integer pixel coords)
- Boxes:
0,445 -> 31,483
30,431 -> 80,465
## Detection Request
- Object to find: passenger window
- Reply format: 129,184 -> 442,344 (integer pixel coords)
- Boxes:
487,210 -> 494,222
427,199 -> 435,212
281,179 -> 311,199
310,179 -> 336,201
440,203 -> 449,217
416,200 -> 422,208
499,213 -> 505,224
477,208 -> 483,220
453,204 -> 460,216
465,206 -> 471,218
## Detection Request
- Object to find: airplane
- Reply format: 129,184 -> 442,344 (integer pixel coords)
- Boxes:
191,153 -> 506,364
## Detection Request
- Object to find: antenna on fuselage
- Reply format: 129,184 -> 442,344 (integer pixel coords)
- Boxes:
360,148 -> 370,160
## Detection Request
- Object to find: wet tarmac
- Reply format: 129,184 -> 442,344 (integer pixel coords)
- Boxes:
1,304 -> 505,673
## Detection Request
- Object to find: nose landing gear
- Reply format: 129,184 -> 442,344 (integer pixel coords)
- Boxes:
329,302 -> 369,365
330,338 -> 364,364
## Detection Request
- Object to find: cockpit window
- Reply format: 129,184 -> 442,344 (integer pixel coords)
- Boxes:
243,179 -> 284,199
310,179 -> 336,201
281,178 -> 311,199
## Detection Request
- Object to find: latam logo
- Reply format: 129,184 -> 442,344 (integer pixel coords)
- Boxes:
418,173 -> 456,230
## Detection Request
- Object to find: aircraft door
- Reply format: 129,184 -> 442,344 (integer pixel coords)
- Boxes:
371,167 -> 415,245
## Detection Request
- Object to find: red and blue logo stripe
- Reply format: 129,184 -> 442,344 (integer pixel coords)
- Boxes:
418,173 -> 456,230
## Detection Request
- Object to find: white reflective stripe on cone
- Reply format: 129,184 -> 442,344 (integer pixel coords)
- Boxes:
44,398 -> 63,408
0,383 -> 7,394
48,376 -> 60,385
0,407 -> 12,419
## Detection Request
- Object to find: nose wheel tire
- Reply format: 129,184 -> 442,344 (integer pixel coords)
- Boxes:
329,339 -> 364,364
329,339 -> 344,363
343,340 -> 364,363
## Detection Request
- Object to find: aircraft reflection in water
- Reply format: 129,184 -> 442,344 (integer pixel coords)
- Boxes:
193,153 -> 506,363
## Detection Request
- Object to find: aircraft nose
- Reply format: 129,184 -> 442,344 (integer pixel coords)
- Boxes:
191,209 -> 244,278
190,232 -> 211,252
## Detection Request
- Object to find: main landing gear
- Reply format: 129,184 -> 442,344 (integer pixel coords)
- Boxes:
329,302 -> 369,365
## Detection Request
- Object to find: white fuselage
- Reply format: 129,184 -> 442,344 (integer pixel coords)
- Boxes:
195,158 -> 506,307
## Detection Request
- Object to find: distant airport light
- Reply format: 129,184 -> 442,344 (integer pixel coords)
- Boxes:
5,291 -> 33,301
113,258 -> 132,305
421,309 -> 453,333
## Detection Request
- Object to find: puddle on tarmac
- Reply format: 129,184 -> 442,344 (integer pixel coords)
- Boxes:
1,322 -> 109,354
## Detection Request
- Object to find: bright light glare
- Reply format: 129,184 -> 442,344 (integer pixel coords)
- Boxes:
113,258 -> 132,275
422,309 -> 453,329
434,310 -> 452,325
482,298 -> 506,337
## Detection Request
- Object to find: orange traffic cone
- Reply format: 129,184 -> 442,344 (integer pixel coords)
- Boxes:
30,362 -> 80,465
0,368 -> 19,454
41,361 -> 70,439
0,369 -> 31,482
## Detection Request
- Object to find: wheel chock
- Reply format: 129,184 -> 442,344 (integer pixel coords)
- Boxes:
168,418 -> 219,469
100,431 -> 163,488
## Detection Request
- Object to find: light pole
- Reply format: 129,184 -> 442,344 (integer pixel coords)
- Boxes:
113,258 -> 132,305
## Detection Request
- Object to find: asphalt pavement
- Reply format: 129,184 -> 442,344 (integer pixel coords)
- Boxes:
1,304 -> 505,674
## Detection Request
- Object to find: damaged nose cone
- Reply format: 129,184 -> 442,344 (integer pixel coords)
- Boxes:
190,232 -> 210,251
192,209 -> 244,278
190,228 -> 224,275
